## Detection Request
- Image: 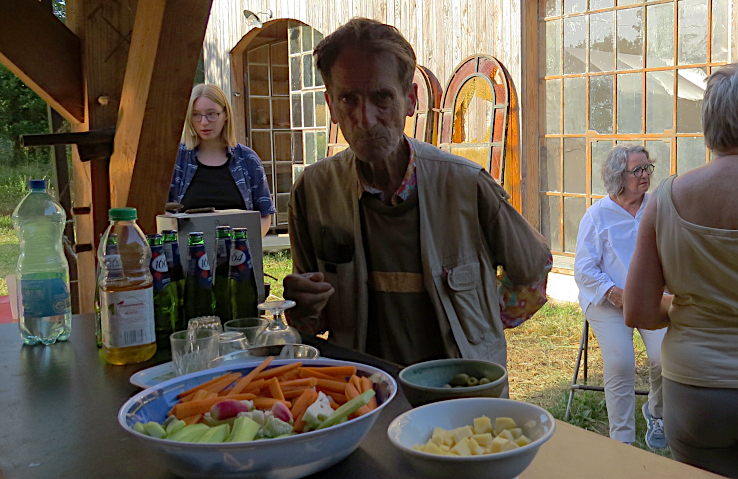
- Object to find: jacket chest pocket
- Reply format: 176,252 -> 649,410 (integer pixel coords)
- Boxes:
443,262 -> 490,344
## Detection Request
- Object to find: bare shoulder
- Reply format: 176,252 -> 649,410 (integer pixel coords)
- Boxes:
671,161 -> 738,229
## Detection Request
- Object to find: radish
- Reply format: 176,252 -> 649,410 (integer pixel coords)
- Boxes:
271,402 -> 293,424
210,399 -> 252,421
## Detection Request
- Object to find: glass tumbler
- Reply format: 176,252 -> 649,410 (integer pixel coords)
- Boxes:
224,317 -> 269,344
218,331 -> 249,355
170,329 -> 220,376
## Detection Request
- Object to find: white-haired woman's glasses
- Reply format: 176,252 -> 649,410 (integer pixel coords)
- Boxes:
627,163 -> 655,178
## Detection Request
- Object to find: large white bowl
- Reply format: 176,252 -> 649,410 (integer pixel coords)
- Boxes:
119,358 -> 397,479
387,397 -> 555,479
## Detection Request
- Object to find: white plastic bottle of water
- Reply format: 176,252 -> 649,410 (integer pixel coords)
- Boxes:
12,179 -> 72,345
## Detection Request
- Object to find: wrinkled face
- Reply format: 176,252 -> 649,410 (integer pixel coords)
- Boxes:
191,96 -> 227,142
325,48 -> 417,164
622,152 -> 652,196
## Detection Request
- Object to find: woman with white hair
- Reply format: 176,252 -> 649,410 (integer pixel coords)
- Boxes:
168,84 -> 274,237
625,64 -> 738,477
574,144 -> 667,449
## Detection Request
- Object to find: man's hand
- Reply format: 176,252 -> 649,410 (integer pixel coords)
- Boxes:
607,286 -> 624,309
283,273 -> 335,327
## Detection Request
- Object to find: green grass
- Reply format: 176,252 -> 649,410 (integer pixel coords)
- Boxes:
0,216 -> 17,295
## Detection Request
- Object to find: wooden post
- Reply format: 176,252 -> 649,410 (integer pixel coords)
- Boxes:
109,0 -> 214,233
520,0 -> 540,228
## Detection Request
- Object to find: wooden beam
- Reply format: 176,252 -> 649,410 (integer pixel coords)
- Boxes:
109,0 -> 214,233
521,0 -> 540,228
0,0 -> 84,123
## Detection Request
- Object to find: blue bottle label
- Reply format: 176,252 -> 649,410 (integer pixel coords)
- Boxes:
20,277 -> 71,319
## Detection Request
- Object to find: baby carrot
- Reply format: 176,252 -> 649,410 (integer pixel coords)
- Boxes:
227,356 -> 274,396
317,389 -> 347,405
277,370 -> 302,381
345,384 -> 371,417
329,401 -> 341,410
183,414 -> 202,425
252,397 -> 291,410
316,378 -> 349,393
268,377 -> 286,401
278,378 -> 318,390
177,372 -> 238,399
360,377 -> 377,410
299,368 -> 336,381
241,378 -> 267,394
283,388 -> 309,399
202,374 -> 241,395
350,375 -> 362,392
172,393 -> 257,419
290,389 -> 318,418
255,362 -> 302,380
304,366 -> 357,377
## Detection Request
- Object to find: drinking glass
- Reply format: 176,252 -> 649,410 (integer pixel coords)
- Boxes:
188,316 -> 223,333
253,300 -> 302,346
224,317 -> 269,344
170,329 -> 220,376
218,331 -> 249,355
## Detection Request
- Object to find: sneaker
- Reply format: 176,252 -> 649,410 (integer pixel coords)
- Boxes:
642,401 -> 668,450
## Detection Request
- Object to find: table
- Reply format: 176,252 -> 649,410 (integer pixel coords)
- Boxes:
0,315 -> 722,479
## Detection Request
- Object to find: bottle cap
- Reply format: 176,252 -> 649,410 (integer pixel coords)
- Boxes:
28,179 -> 47,190
109,207 -> 138,221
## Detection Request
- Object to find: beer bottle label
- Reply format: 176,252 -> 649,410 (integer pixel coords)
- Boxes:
150,251 -> 171,292
229,250 -> 246,266
197,254 -> 210,271
163,243 -> 174,268
100,287 -> 155,348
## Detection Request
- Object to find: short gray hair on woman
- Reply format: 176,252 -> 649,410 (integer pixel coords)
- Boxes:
601,145 -> 651,196
702,63 -> 738,153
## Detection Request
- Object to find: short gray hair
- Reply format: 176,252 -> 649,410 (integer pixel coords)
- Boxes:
702,63 -> 738,153
601,145 -> 651,196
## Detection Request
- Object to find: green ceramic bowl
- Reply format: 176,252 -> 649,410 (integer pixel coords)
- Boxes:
398,358 -> 508,408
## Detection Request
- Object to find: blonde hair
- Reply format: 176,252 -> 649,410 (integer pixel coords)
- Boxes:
183,84 -> 237,150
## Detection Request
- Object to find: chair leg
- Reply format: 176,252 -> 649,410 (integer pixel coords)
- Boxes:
583,320 -> 589,383
565,320 -> 589,421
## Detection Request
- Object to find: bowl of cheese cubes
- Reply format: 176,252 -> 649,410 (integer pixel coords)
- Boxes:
387,397 -> 555,479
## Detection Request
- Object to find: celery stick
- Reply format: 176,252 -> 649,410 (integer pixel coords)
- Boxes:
165,419 -> 186,436
168,424 -> 208,442
133,422 -> 147,435
197,424 -> 230,443
226,416 -> 261,443
182,428 -> 210,443
316,390 -> 375,430
144,421 -> 167,439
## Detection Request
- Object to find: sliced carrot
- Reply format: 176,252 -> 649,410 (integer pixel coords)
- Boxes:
290,389 -> 318,418
172,393 -> 257,419
268,377 -> 286,401
304,366 -> 356,377
227,356 -> 274,396
317,389 -> 347,405
201,374 -> 241,395
183,414 -> 202,425
277,370 -> 301,381
283,388 -> 310,399
254,362 -> 302,380
360,377 -> 377,410
292,418 -> 307,433
252,397 -> 291,409
345,383 -> 371,417
181,391 -> 197,402
329,401 -> 341,410
241,378 -> 267,394
192,389 -> 210,401
299,368 -> 336,380
350,375 -> 362,391
315,378 -> 349,393
177,372 -> 237,399
278,378 -> 318,390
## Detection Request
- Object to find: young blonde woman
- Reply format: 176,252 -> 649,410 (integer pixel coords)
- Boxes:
168,83 -> 274,236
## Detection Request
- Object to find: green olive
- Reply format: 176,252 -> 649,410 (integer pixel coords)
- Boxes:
466,377 -> 479,387
449,373 -> 470,387
443,384 -> 452,389
478,377 -> 491,385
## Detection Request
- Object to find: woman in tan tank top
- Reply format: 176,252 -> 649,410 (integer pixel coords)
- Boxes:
624,63 -> 738,478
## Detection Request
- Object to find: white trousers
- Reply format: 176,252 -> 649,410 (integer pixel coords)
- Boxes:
585,301 -> 666,443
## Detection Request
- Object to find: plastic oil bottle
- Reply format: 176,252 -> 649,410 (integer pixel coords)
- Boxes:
98,208 -> 156,365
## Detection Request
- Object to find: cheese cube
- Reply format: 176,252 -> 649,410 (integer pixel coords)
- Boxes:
515,435 -> 532,447
501,441 -> 521,452
432,427 -> 447,439
431,434 -> 444,446
450,439 -> 473,456
472,433 -> 493,446
412,444 -> 423,452
494,417 -> 517,435
440,445 -> 451,452
467,438 -> 480,451
472,446 -> 486,456
473,415 -> 493,434
489,435 -> 510,453
509,428 -> 523,439
451,426 -> 474,443
424,441 -> 444,455
496,429 -> 515,442
443,434 -> 455,447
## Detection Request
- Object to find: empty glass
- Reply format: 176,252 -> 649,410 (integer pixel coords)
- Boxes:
224,317 -> 269,344
218,331 -> 249,355
170,329 -> 220,376
253,300 -> 302,347
188,316 -> 223,333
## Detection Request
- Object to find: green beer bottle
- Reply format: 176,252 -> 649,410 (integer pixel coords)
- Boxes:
147,234 -> 179,349
213,226 -> 232,323
162,230 -> 185,330
229,228 -> 259,319
184,232 -> 215,320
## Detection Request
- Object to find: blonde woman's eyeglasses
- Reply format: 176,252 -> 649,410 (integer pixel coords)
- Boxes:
192,111 -> 223,123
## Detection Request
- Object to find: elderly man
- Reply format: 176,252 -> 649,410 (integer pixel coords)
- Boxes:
283,18 -> 550,370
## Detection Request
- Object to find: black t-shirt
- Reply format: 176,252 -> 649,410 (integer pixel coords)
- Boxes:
181,158 -> 245,211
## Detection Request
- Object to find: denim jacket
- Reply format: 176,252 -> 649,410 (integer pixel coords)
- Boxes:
168,143 -> 276,216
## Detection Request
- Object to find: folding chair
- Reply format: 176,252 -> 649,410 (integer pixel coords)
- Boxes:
564,319 -> 649,421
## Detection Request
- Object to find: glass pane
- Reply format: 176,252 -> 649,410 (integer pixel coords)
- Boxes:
249,64 -> 270,96
676,137 -> 706,173
712,0 -> 729,63
304,131 -> 317,165
276,161 -> 292,194
315,92 -> 328,128
289,27 -> 300,55
589,75 -> 614,133
618,0 -> 641,6
563,16 -> 586,74
303,91 -> 315,128
276,193 -> 290,224
563,138 -> 586,194
450,146 -> 490,170
541,138 -> 562,192
617,7 -> 644,70
316,131 -> 327,161
542,20 -> 561,76
302,54 -> 314,88
315,61 -> 325,87
250,98 -> 271,129
541,195 -> 562,252
646,70 -> 674,133
545,0 -> 561,17
453,77 -> 495,143
271,42 -> 288,66
544,79 -> 561,134
564,0 -> 586,14
274,132 -> 292,162
292,132 -> 303,164
678,0 -> 708,65
616,72 -> 643,134
677,68 -> 707,133
591,140 -> 614,195
251,131 -> 272,162
313,29 -> 324,48
301,26 -> 313,54
591,0 -> 614,9
590,12 -> 614,73
290,56 -> 301,91
563,77 -> 586,134
646,3 -> 674,68
291,94 -> 302,128
564,196 -> 586,253
272,98 -> 290,129
644,140 -> 671,192
248,45 -> 269,64
271,65 -> 289,96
